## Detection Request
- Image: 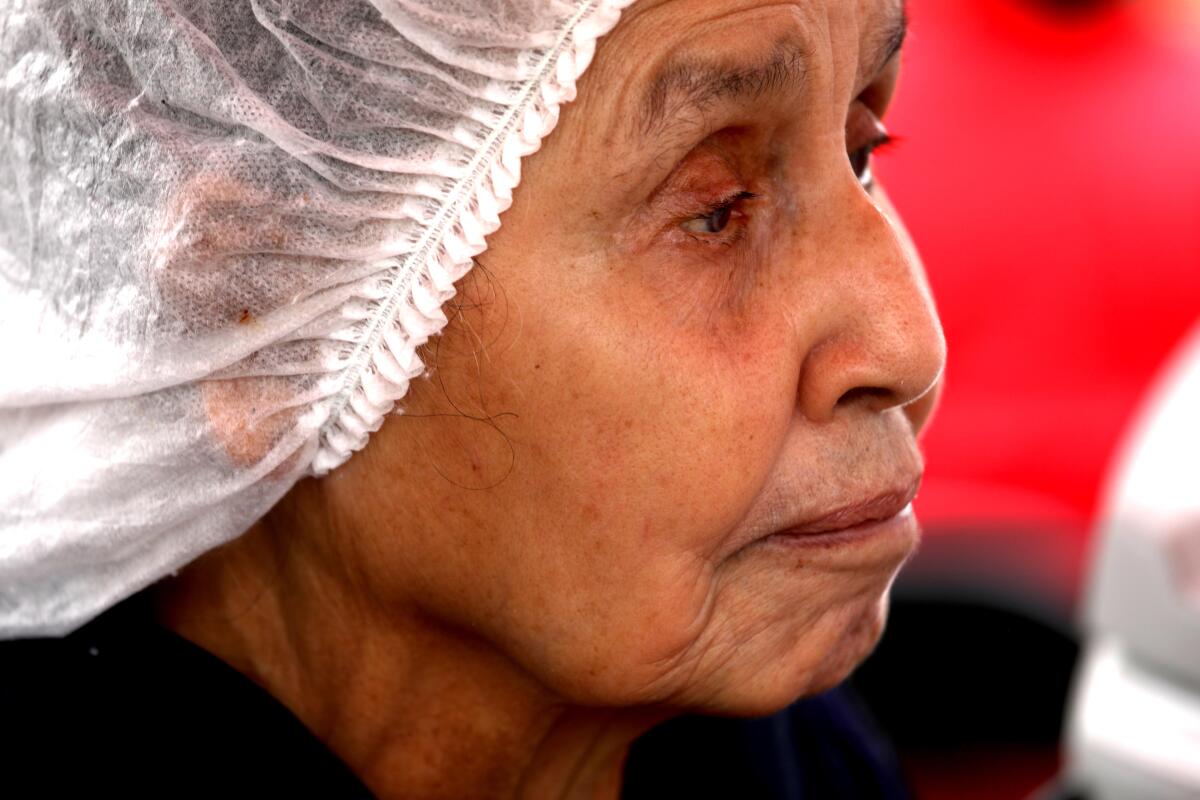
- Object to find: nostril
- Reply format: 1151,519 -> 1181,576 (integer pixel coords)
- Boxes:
837,385 -> 894,408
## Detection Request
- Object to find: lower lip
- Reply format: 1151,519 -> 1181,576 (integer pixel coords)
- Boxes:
760,504 -> 917,550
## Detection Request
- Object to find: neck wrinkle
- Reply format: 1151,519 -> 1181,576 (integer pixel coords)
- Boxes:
152,485 -> 667,800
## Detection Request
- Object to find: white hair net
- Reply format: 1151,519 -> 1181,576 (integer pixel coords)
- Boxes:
0,0 -> 631,637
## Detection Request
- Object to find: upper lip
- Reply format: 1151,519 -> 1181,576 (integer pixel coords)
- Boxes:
769,477 -> 921,538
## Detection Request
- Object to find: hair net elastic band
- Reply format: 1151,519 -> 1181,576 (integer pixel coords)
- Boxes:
311,0 -> 632,474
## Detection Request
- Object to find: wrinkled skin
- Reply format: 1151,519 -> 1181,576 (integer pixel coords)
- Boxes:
162,0 -> 946,797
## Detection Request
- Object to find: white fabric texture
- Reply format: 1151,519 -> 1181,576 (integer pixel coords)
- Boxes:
0,0 -> 631,637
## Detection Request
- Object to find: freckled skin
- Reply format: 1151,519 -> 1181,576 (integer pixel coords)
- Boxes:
160,1 -> 946,797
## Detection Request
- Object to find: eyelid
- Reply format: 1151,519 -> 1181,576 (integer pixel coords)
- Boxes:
700,189 -> 758,215
858,55 -> 902,118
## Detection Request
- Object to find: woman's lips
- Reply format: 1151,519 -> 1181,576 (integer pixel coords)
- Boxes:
753,478 -> 922,549
770,481 -> 919,537
762,503 -> 917,550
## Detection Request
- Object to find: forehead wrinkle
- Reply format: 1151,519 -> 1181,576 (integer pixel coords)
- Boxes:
634,35 -> 813,140
628,0 -> 906,143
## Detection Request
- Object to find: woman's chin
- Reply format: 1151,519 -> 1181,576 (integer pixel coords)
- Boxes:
673,590 -> 892,718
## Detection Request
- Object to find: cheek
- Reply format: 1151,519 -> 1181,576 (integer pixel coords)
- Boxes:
539,299 -> 799,557
474,294 -> 805,696
378,226 -> 806,702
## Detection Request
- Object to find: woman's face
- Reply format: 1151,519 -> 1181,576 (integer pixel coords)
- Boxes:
327,0 -> 944,715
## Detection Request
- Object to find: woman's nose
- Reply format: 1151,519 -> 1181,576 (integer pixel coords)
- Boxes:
794,187 -> 946,430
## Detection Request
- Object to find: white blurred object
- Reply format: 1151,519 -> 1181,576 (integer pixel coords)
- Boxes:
1066,321 -> 1200,798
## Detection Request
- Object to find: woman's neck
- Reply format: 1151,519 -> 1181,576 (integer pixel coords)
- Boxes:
151,496 -> 664,800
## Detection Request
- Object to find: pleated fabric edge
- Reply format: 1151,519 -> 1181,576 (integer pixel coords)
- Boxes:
309,0 -> 634,475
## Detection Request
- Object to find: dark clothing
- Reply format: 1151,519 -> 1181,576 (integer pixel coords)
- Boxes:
2,591 -> 371,798
623,689 -> 911,800
1,592 -> 910,799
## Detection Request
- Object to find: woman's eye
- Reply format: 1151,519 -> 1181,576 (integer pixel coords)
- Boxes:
682,203 -> 734,235
849,146 -> 872,185
849,133 -> 893,189
679,191 -> 757,238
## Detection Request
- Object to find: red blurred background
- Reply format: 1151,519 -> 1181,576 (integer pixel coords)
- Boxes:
893,0 -> 1200,579
856,0 -> 1200,797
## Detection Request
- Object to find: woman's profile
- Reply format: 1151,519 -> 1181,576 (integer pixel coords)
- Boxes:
0,0 -> 944,797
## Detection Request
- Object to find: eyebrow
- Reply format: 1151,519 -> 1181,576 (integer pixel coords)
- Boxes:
635,3 -> 909,139
874,3 -> 909,77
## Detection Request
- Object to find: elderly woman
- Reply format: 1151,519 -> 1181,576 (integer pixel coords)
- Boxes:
1,0 -> 944,797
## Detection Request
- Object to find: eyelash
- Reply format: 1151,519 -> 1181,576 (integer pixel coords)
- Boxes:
850,132 -> 897,189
